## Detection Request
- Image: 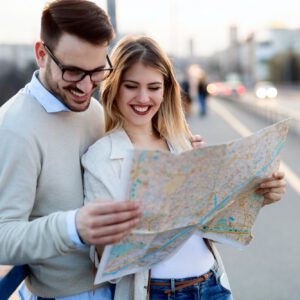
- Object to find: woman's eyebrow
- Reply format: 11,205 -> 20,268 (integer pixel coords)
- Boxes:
122,80 -> 163,85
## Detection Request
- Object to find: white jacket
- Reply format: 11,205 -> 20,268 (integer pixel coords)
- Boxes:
82,129 -> 231,300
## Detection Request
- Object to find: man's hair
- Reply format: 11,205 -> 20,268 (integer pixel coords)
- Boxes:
41,0 -> 114,50
101,35 -> 192,151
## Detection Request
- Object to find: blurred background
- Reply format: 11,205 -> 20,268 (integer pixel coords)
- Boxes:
1,0 -> 300,299
2,0 -> 300,103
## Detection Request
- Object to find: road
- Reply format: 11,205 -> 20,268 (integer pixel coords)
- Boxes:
188,96 -> 300,300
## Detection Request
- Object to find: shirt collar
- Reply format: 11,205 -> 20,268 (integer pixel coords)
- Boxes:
23,71 -> 70,113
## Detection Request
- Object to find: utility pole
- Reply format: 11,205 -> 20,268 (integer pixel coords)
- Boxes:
107,0 -> 117,36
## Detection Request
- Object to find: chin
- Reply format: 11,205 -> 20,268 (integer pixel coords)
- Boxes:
68,102 -> 90,112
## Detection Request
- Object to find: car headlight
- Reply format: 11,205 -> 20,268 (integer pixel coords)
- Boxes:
256,87 -> 267,99
267,87 -> 277,98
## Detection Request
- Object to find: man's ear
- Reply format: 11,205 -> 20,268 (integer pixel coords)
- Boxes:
35,41 -> 47,67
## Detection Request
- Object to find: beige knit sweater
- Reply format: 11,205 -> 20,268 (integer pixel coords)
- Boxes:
0,91 -> 104,297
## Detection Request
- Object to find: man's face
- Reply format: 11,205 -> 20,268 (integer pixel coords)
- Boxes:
38,34 -> 108,112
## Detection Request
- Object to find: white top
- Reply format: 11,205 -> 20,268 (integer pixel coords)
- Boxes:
151,233 -> 215,278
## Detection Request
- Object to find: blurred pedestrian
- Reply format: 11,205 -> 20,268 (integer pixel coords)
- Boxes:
180,74 -> 192,117
197,71 -> 209,116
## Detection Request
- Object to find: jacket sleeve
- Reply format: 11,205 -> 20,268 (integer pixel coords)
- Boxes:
82,165 -> 114,204
81,146 -> 115,204
0,130 -> 75,265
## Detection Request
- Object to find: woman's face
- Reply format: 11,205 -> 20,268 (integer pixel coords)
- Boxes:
116,62 -> 164,131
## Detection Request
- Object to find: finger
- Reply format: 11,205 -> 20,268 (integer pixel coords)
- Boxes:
98,230 -> 136,245
263,192 -> 281,202
256,186 -> 286,195
94,232 -> 127,246
260,179 -> 286,189
272,171 -> 285,179
95,217 -> 140,238
270,187 -> 286,194
90,209 -> 142,229
89,218 -> 140,245
90,200 -> 141,215
191,134 -> 203,142
260,171 -> 285,184
192,141 -> 206,149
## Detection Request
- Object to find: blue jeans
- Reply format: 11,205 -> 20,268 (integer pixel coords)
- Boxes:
0,265 -> 29,300
198,95 -> 207,116
149,268 -> 231,300
19,283 -> 115,300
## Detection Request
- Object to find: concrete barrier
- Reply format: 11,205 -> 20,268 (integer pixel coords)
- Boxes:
219,93 -> 300,137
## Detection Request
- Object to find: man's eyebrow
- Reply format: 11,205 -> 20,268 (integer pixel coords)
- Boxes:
62,63 -> 106,72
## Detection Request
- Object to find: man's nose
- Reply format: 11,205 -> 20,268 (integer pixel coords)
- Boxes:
76,74 -> 94,93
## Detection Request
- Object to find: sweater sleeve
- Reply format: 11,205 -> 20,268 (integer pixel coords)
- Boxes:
0,129 -> 75,265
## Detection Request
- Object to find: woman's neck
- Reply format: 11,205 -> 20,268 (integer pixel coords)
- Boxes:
124,126 -> 169,151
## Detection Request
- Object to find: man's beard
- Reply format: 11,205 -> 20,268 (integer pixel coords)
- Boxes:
43,65 -> 97,112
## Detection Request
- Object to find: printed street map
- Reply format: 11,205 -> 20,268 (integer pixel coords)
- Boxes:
95,119 -> 289,284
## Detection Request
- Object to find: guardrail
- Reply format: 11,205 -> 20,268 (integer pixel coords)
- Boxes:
219,93 -> 300,137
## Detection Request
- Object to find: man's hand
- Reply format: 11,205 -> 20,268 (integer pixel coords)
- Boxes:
255,171 -> 286,206
190,134 -> 206,149
76,200 -> 141,245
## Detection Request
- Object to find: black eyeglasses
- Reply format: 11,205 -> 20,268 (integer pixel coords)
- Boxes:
42,42 -> 113,83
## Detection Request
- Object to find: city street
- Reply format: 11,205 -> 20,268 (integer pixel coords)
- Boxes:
188,96 -> 300,299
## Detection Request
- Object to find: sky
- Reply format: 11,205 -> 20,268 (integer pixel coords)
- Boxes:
1,0 -> 300,57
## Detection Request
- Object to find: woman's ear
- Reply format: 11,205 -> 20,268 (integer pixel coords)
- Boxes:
35,41 -> 47,67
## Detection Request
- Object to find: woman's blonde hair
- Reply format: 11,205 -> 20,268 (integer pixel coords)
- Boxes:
101,35 -> 192,151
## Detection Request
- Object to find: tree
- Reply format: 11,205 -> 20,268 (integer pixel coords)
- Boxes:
268,52 -> 300,83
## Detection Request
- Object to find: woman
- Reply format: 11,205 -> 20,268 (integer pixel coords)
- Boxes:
82,35 -> 285,300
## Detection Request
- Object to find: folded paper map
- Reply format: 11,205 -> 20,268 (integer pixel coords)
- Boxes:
95,119 -> 289,284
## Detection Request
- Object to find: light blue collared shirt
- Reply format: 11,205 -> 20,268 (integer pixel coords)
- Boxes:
20,72 -> 111,300
23,71 -> 70,113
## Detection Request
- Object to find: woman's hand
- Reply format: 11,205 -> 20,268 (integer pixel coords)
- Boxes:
191,134 -> 206,149
256,171 -> 286,206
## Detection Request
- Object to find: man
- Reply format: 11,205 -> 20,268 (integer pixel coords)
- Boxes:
0,1 -> 141,299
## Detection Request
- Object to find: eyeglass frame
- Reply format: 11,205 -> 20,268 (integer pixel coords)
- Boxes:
42,42 -> 114,83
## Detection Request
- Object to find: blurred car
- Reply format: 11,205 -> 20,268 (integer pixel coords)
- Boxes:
254,81 -> 278,99
207,80 -> 246,97
207,82 -> 232,97
225,73 -> 246,96
225,80 -> 246,96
